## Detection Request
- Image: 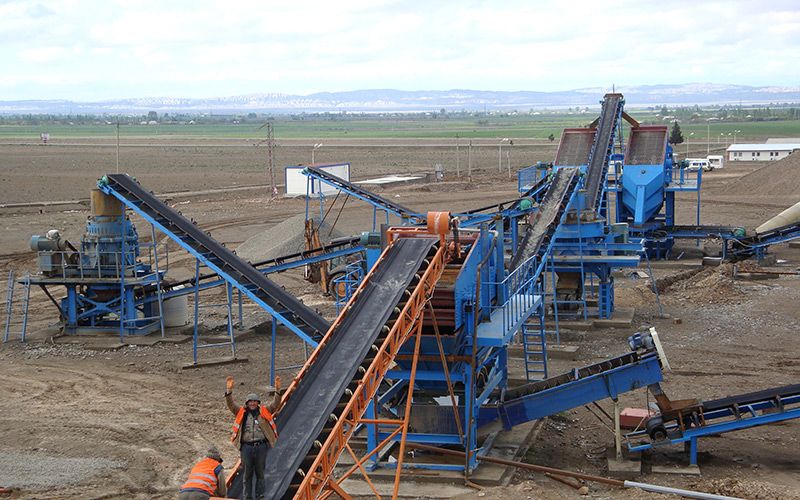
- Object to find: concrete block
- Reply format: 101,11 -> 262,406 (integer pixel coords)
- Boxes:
547,344 -> 580,361
607,458 -> 641,478
651,464 -> 701,475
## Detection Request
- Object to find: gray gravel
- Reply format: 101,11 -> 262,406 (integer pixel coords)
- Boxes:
0,451 -> 125,489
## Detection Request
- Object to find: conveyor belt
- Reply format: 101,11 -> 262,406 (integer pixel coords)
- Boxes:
584,94 -> 623,211
305,166 -> 421,220
228,236 -> 439,499
100,174 -> 330,338
491,351 -> 663,431
504,351 -> 643,401
167,236 -> 362,289
509,167 -> 579,270
702,383 -> 800,413
730,221 -> 800,261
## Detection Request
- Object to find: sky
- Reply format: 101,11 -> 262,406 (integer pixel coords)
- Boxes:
1,0 -> 799,101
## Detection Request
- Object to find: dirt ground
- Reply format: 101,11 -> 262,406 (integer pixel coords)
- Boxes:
0,140 -> 798,499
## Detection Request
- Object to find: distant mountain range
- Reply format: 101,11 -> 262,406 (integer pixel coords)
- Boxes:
2,83 -> 799,114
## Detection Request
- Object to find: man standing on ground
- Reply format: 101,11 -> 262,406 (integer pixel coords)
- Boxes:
179,447 -> 227,500
225,376 -> 279,500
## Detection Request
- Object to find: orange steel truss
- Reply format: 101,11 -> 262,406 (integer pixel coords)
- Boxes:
292,241 -> 447,499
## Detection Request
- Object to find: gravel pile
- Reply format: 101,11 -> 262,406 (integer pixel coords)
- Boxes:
0,451 -> 125,489
235,213 -> 346,263
723,153 -> 800,197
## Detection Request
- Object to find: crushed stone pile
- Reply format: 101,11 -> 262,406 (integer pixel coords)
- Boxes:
659,262 -> 761,305
723,152 -> 800,197
235,213 -> 347,263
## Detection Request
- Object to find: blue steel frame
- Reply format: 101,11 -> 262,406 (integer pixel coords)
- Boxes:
627,393 -> 800,465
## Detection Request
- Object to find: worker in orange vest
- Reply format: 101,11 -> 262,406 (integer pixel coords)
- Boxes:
179,447 -> 227,500
225,376 -> 278,500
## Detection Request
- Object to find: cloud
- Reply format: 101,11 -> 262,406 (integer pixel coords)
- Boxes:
1,0 -> 799,100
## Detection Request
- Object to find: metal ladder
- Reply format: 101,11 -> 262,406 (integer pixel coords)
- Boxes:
3,271 -> 31,343
189,258 -> 239,365
522,318 -> 548,381
521,282 -> 549,382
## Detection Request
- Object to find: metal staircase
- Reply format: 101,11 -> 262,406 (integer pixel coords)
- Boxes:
3,271 -> 31,343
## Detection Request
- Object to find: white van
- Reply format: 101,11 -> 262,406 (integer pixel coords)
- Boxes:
707,155 -> 723,169
685,158 -> 711,172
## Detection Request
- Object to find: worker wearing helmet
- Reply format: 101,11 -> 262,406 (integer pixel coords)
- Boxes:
225,376 -> 279,500
179,447 -> 227,500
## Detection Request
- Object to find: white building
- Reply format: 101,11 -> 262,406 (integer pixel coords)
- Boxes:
727,143 -> 800,161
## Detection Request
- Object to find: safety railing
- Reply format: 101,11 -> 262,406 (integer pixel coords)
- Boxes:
669,164 -> 702,188
483,252 -> 544,339
333,261 -> 365,314
35,243 -> 168,280
517,165 -> 543,193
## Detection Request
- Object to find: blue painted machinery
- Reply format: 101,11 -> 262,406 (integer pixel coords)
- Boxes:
627,383 -> 800,465
28,189 -> 166,336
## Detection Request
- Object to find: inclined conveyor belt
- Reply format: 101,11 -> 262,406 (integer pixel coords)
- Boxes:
701,383 -> 800,413
509,167 -> 579,270
730,220 -> 800,261
305,166 -> 419,219
584,94 -> 622,211
166,236 -> 362,289
228,236 -> 439,499
490,351 -> 663,430
102,174 -> 330,337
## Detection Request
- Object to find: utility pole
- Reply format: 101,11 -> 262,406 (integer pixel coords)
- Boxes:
115,120 -> 120,173
266,123 -> 276,198
468,140 -> 472,180
498,138 -> 509,172
455,134 -> 460,177
256,122 -> 277,197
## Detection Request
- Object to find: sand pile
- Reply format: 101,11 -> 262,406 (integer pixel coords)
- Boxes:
723,152 -> 800,197
235,213 -> 347,263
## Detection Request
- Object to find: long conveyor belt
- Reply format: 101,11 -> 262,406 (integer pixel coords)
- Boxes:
701,383 -> 800,413
228,236 -> 440,499
509,167 -> 579,270
99,174 -> 330,340
166,236 -> 362,290
584,94 -> 622,211
304,166 -> 421,220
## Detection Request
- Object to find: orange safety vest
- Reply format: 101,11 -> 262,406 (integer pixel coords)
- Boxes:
231,405 -> 278,443
180,457 -> 222,494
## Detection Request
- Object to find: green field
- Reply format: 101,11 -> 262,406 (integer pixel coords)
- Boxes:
1,113 -> 798,141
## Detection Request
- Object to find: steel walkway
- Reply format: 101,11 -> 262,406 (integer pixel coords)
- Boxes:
228,236 -> 441,499
98,174 -> 330,345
